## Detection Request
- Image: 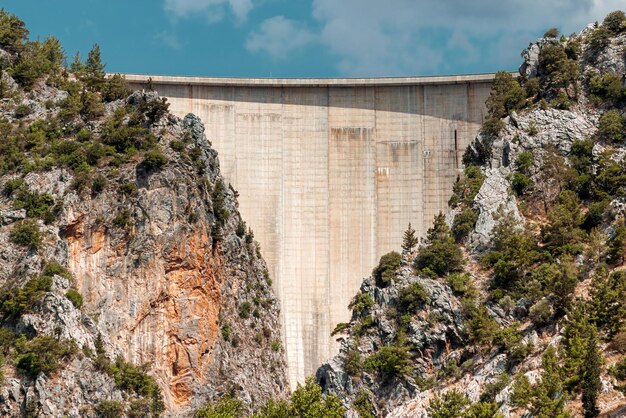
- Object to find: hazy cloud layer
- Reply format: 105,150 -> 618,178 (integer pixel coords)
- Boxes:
246,16 -> 315,59
247,0 -> 624,75
164,0 -> 254,22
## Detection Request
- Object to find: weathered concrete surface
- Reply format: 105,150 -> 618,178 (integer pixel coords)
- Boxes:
126,74 -> 493,388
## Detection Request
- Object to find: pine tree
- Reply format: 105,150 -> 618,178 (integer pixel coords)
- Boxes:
83,43 -> 105,90
401,222 -> 418,254
581,331 -> 601,418
69,51 -> 83,74
608,221 -> 626,265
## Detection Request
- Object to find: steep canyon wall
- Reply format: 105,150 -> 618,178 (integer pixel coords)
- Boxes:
125,75 -> 494,388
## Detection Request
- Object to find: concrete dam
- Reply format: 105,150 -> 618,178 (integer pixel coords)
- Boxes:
126,74 -> 495,387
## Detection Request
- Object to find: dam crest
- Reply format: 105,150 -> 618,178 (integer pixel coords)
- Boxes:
126,73 -> 495,388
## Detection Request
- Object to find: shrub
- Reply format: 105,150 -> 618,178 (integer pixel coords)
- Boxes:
290,378 -> 345,418
91,175 -> 106,195
486,71 -> 526,119
415,215 -> 464,276
480,373 -> 510,403
109,357 -> 164,416
9,219 -> 42,248
14,104 -> 32,119
1,274 -> 53,319
352,390 -> 374,418
363,343 -> 412,379
102,74 -> 130,102
95,400 -> 125,418
271,340 -> 281,352
598,110 -> 625,143
331,322 -> 350,336
211,180 -> 230,226
221,322 -> 231,341
344,348 -> 362,376
142,149 -> 167,170
16,336 -> 76,377
372,251 -> 402,288
195,396 -> 243,418
481,118 -> 505,137
529,299 -> 553,326
65,289 -> 83,308
603,10 -> 626,34
427,390 -> 469,418
447,273 -> 472,295
398,282 -> 429,313
349,293 -> 374,316
13,188 -> 54,219
466,305 -> 499,345
452,208 -> 478,242
239,301 -> 251,319
170,140 -> 185,152
544,28 -> 560,38
587,72 -> 625,105
119,182 -> 138,196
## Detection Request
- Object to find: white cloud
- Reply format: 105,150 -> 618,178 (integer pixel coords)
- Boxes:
244,0 -> 624,76
164,0 -> 255,22
246,16 -> 315,59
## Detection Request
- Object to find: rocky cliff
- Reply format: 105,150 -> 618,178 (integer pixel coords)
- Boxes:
318,12 -> 626,418
0,14 -> 287,417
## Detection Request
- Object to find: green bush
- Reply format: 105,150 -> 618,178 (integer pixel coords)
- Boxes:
271,340 -> 281,352
372,251 -> 402,288
221,322 -> 231,341
415,214 -> 464,276
352,390 -> 375,418
9,219 -> 42,248
65,289 -> 83,308
447,273 -> 473,295
142,149 -> 167,170
486,71 -> 526,119
544,28 -> 559,38
452,208 -> 478,242
603,10 -> 626,34
1,274 -> 53,318
0,10 -> 29,55
349,293 -> 374,316
529,299 -> 553,326
16,335 -> 76,377
344,348 -> 362,376
598,110 -> 625,143
211,180 -> 230,226
587,72 -> 625,105
102,74 -> 130,102
13,188 -> 55,219
427,390 -> 469,418
195,396 -> 243,418
95,400 -> 125,418
91,175 -> 107,195
398,282 -> 429,313
363,343 -> 412,379
239,301 -> 251,319
109,356 -> 164,416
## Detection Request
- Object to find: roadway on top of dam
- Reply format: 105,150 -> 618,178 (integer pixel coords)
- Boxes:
123,73 -> 497,87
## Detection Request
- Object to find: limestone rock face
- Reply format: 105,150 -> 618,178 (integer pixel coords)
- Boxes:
0,88 -> 288,416
317,267 -> 467,416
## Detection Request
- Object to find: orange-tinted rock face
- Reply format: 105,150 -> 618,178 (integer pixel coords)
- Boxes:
66,215 -> 226,407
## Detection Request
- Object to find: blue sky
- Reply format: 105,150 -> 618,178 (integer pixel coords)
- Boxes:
2,0 -> 623,78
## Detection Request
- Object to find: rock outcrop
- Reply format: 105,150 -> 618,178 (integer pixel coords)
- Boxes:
0,84 -> 288,416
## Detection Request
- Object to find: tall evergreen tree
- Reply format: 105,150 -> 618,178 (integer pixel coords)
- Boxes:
83,43 -> 105,90
401,222 -> 418,254
581,332 -> 601,418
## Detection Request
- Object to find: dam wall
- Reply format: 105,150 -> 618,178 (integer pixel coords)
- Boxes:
125,74 -> 494,387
